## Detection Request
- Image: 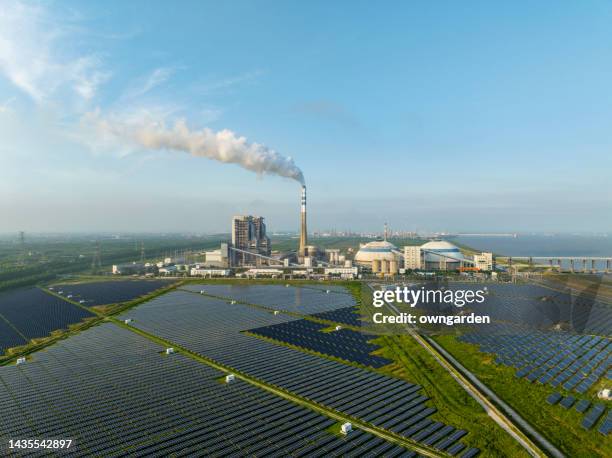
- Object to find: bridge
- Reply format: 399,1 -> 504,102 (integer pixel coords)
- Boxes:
455,233 -> 518,238
503,256 -> 612,273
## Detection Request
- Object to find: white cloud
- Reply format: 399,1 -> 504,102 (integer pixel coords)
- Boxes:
0,1 -> 109,103
195,69 -> 265,95
123,67 -> 176,100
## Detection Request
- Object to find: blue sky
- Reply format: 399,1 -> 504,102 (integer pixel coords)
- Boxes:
1,1 -> 611,233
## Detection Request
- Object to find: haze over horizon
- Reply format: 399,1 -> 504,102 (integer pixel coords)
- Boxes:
2,1 -> 612,233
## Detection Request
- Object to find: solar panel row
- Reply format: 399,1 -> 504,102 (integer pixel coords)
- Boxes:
598,409 -> 612,436
247,319 -> 390,367
575,399 -> 591,413
582,404 -> 606,430
0,288 -> 94,354
51,280 -> 174,306
309,305 -> 363,327
0,324 -> 417,457
180,283 -> 356,313
119,289 -> 477,454
442,283 -> 612,335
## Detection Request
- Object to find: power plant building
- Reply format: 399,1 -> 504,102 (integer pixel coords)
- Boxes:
354,239 -> 401,274
231,215 -> 271,266
403,246 -> 422,270
473,252 -> 494,271
421,240 -> 466,270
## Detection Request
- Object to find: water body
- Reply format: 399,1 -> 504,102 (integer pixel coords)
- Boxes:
454,234 -> 612,258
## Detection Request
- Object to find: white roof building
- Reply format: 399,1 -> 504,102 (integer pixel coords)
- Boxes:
354,240 -> 399,264
421,240 -> 465,263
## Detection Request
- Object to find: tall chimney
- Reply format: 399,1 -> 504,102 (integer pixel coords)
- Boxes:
299,185 -> 307,257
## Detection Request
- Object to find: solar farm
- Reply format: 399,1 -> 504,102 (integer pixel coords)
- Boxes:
118,288 -> 479,456
2,278 -> 609,456
0,324 -> 420,457
180,283 -> 357,313
50,279 -> 174,306
0,287 -> 94,354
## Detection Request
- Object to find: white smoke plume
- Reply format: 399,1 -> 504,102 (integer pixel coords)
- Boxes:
81,111 -> 305,184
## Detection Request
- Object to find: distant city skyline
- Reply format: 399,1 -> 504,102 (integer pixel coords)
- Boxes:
1,1 -> 612,233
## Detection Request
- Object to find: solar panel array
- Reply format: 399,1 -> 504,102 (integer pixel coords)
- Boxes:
575,399 -> 591,413
409,283 -> 612,335
0,324 -> 418,457
248,319 -> 390,367
299,284 -> 354,295
460,325 -> 611,395
549,395 -> 610,436
0,319 -> 27,355
0,288 -> 94,354
51,280 -> 174,306
581,403 -> 606,430
309,306 -> 363,327
180,284 -> 356,313
598,409 -> 612,435
119,290 -> 477,455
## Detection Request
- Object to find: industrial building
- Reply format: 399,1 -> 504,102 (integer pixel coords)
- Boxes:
231,215 -> 271,266
354,239 -> 401,274
473,251 -> 495,271
190,267 -> 231,277
406,240 -> 493,271
355,235 -> 495,274
403,246 -> 422,270
325,249 -> 341,264
420,240 -> 466,270
323,266 -> 359,279
244,268 -> 284,278
203,243 -> 230,267
112,262 -> 148,275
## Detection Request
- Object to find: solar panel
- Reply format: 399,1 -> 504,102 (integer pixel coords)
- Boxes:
598,409 -> 612,435
559,396 -> 576,409
546,392 -> 562,405
575,399 -> 591,413
581,404 -> 606,430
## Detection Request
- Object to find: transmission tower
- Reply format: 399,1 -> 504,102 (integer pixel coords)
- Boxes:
18,231 -> 26,267
140,241 -> 145,263
91,240 -> 102,273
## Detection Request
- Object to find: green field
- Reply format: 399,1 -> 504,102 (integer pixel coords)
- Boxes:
0,233 -> 225,292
